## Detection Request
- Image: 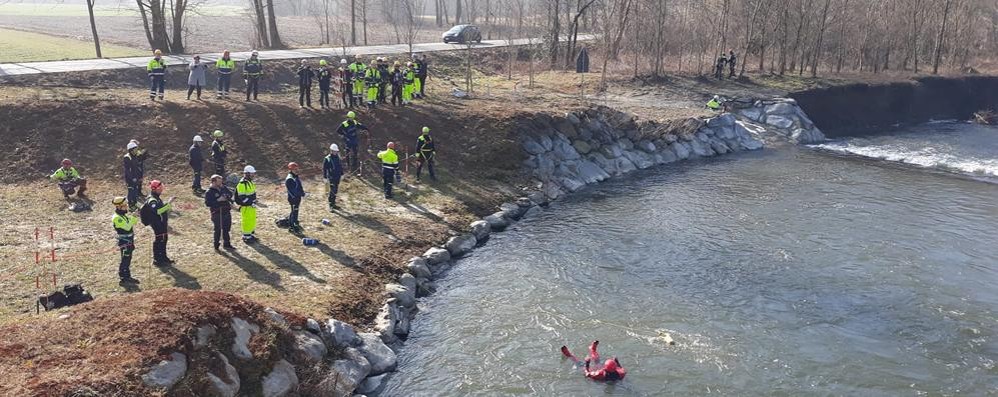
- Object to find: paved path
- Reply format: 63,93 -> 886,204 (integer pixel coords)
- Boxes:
0,35 -> 594,77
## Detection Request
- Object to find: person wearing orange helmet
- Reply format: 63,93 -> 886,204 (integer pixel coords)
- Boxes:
50,158 -> 87,198
140,180 -> 175,266
284,162 -> 305,234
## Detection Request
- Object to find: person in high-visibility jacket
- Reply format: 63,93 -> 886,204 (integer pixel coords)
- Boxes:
141,180 -> 174,266
285,162 -> 305,234
244,51 -> 263,101
51,158 -> 87,197
415,127 -> 436,182
377,142 -> 400,199
216,50 -> 235,98
402,62 -> 416,105
235,165 -> 258,243
147,49 -> 167,101
111,196 -> 140,284
364,63 -> 382,109
706,95 -> 722,111
348,57 -> 367,108
411,56 -> 422,99
336,111 -> 369,172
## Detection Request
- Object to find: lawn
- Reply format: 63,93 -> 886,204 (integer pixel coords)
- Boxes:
0,28 -> 146,63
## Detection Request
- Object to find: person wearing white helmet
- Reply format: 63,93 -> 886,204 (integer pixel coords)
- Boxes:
210,130 -> 227,177
297,59 -> 316,109
323,143 -> 344,211
123,140 -> 149,210
338,59 -> 351,108
318,59 -> 333,109
244,50 -> 263,101
189,135 -> 206,194
235,165 -> 259,243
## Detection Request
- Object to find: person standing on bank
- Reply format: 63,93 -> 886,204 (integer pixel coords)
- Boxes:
189,135 -> 205,194
216,50 -> 235,98
141,180 -> 174,266
211,130 -> 227,178
236,165 -> 258,243
112,196 -> 140,284
205,174 -> 236,251
336,111 -> 369,173
416,54 -> 429,98
377,142 -> 399,199
338,59 -> 352,108
415,126 -> 436,182
728,50 -> 737,78
123,140 -> 149,211
318,59 -> 333,109
244,51 -> 263,101
147,49 -> 167,101
187,55 -> 208,100
285,162 -> 305,234
297,59 -> 316,109
323,144 -> 343,211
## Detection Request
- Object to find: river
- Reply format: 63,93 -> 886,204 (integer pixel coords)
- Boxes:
377,122 -> 998,396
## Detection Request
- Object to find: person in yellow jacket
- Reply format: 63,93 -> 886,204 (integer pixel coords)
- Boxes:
364,64 -> 382,109
112,196 -> 140,284
235,165 -> 259,243
706,95 -> 722,111
147,49 -> 167,100
402,62 -> 416,105
377,142 -> 400,199
216,50 -> 235,98
348,57 -> 367,109
51,158 -> 87,197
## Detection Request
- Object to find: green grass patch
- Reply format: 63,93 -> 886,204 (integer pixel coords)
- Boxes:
0,28 -> 146,63
0,3 -> 245,17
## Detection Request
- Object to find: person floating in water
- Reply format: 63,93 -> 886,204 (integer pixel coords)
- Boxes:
561,340 -> 627,381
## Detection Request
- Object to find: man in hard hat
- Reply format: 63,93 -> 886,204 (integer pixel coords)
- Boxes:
416,54 -> 429,98
364,60 -> 382,109
235,165 -> 259,243
411,55 -> 423,99
189,135 -> 206,194
244,50 -> 263,101
140,180 -> 174,266
211,130 -> 227,178
336,111 -> 369,173
402,62 -> 416,105
216,50 -> 235,99
338,59 -> 352,108
297,59 -> 316,109
415,126 -> 436,182
205,174 -> 236,251
348,57 -> 367,108
323,144 -> 343,211
377,57 -> 390,105
318,59 -> 333,109
389,60 -> 404,107
706,95 -> 722,111
147,49 -> 167,101
123,140 -> 148,210
377,142 -> 400,199
285,162 -> 305,234
51,158 -> 87,198
112,196 -> 140,284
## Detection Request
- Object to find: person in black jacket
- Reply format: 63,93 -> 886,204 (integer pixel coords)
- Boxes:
204,174 -> 236,251
377,58 -> 390,104
123,140 -> 149,210
389,61 -> 404,107
415,126 -> 436,181
338,59 -> 352,108
297,59 -> 316,109
189,135 -> 205,194
728,50 -> 737,78
210,130 -> 227,178
142,180 -> 174,266
323,144 -> 343,211
416,54 -> 428,97
285,162 -> 305,234
318,59 -> 333,109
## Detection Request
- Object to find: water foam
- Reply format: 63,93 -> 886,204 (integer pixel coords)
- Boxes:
811,140 -> 998,179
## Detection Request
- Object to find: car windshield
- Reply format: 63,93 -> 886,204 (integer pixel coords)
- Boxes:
446,25 -> 466,34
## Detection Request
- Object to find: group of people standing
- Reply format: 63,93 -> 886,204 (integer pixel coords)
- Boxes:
714,50 -> 738,80
52,111 -> 438,285
147,49 -> 429,109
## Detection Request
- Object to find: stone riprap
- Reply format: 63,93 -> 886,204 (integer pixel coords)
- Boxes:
728,97 -> 826,144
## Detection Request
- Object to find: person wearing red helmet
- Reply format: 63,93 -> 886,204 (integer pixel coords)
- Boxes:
284,162 -> 305,234
561,340 -> 627,382
140,180 -> 175,266
50,158 -> 87,198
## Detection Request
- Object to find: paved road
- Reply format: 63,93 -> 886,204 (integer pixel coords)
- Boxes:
0,35 -> 594,77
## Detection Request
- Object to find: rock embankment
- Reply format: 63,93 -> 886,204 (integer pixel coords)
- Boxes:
728,97 -> 826,144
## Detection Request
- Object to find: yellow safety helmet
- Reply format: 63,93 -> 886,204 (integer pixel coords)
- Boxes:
347,111 -> 356,119
422,126 -> 430,133
112,196 -> 127,207
154,49 -> 162,56
320,59 -> 328,66
213,130 -> 224,138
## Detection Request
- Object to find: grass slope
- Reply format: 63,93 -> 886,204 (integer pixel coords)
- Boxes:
0,28 -> 145,63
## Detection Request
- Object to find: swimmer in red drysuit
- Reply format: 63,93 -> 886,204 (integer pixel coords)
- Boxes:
582,340 -> 627,381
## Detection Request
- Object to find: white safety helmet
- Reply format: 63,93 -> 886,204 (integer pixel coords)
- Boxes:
329,143 -> 339,152
243,165 -> 256,173
251,50 -> 259,56
193,135 -> 204,142
340,59 -> 347,65
127,141 -> 139,150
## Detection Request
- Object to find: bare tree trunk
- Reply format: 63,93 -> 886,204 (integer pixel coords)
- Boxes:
169,0 -> 187,54
455,0 -> 462,23
351,0 -> 357,45
810,0 -> 831,77
933,0 -> 953,74
250,0 -> 269,48
266,0 -> 284,48
548,0 -> 560,67
86,0 -> 103,57
362,0 -> 368,45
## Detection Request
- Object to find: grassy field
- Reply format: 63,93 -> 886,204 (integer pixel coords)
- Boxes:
0,28 -> 146,63
0,3 -> 245,17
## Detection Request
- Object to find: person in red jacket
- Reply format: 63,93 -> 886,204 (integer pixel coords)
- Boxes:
562,340 -> 627,381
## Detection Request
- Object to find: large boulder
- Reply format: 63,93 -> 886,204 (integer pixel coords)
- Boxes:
416,278 -> 437,297
555,118 -> 579,139
706,113 -> 736,128
599,143 -> 623,159
618,138 -> 635,150
656,147 -> 678,164
572,139 -> 593,154
356,374 -> 388,395
765,102 -> 796,115
522,138 -> 546,155
319,358 -> 370,397
765,115 -> 794,129
141,352 -> 187,390
398,273 -> 417,291
262,360 -> 299,397
588,152 -> 617,175
263,308 -> 287,327
406,257 -> 432,279
385,284 -> 416,308
499,202 -> 527,220
669,142 -> 691,160
358,333 -> 398,375
422,247 -> 451,265
537,134 -> 554,151
636,140 -> 657,153
623,150 -> 655,169
576,160 -> 610,184
206,351 -> 240,397
552,139 -> 581,161
614,156 -> 637,174
445,234 -> 477,257
558,176 -> 587,192
738,107 -> 764,122
484,213 -> 510,231
230,317 -> 259,360
709,138 -> 731,154
323,318 -> 361,349
469,220 -> 490,241
566,112 -> 582,125
294,331 -> 328,363
373,303 -> 397,342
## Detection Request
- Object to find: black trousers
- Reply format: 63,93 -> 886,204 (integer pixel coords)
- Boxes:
118,237 -> 134,279
345,144 -> 359,171
299,85 -> 312,107
211,208 -> 232,247
127,181 -> 142,206
288,198 -> 301,227
327,177 -> 340,205
246,77 -> 260,100
391,84 -> 403,106
213,159 -> 225,177
152,226 -> 169,261
382,168 -> 396,198
416,153 -> 435,180
319,88 -> 330,107
192,165 -> 202,189
418,76 -> 426,96
378,83 -> 388,103
341,88 -> 351,108
187,84 -> 202,99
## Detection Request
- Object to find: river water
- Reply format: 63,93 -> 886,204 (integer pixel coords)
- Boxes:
378,122 -> 998,396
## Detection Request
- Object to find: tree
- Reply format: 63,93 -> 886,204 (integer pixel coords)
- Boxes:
85,0 -> 102,58
933,0 -> 954,74
266,0 -> 285,49
249,0 -> 270,48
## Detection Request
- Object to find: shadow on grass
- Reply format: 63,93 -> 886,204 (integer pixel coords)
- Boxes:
220,247 -> 286,291
155,264 -> 202,290
247,241 -> 327,284
333,210 -> 397,239
313,241 -> 358,268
